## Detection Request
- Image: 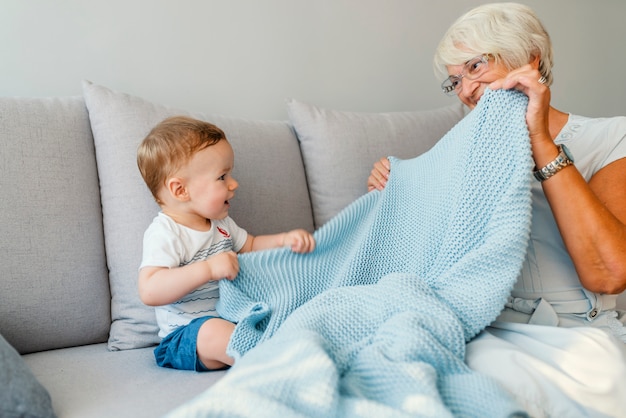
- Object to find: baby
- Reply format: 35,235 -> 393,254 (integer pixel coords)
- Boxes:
136,116 -> 315,371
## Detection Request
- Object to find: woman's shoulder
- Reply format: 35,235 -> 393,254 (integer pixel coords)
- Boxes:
562,114 -> 626,178
559,113 -> 626,144
567,113 -> 626,133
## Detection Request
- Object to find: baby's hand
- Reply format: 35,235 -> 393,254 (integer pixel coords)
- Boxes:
205,251 -> 239,281
284,229 -> 316,253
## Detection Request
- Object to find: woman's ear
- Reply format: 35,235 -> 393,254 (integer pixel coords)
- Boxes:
166,177 -> 189,202
530,54 -> 541,70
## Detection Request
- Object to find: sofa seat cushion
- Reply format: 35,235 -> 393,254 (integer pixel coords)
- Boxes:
23,343 -> 226,418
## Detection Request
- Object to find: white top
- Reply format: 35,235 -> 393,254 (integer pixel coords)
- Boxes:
501,114 -> 626,340
140,212 -> 248,338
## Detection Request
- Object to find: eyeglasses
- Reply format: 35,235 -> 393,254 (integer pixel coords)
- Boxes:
441,54 -> 490,96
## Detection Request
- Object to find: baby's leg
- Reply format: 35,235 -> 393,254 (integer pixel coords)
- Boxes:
196,318 -> 235,370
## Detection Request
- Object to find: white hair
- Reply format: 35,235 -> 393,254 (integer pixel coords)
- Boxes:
433,3 -> 554,86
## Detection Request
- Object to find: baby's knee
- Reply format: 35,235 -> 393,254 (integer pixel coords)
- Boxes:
196,318 -> 235,368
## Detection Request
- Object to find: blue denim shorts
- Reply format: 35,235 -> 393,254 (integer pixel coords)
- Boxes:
154,316 -> 215,372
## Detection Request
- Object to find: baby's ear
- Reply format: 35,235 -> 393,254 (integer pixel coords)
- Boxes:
166,177 -> 189,201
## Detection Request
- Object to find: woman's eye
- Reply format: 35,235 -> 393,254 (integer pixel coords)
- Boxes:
468,59 -> 484,74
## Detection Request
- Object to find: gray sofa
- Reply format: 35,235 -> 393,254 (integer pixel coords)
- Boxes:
3,82 -> 625,418
1,81 -> 471,418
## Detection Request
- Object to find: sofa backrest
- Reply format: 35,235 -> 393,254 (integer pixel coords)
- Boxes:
0,96 -> 111,354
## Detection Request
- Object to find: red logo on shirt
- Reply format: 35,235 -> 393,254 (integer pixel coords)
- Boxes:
217,226 -> 230,238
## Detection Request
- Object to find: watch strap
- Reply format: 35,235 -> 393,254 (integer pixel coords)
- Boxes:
533,145 -> 574,182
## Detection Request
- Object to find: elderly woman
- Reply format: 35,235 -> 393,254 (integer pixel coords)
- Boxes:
368,3 -> 626,416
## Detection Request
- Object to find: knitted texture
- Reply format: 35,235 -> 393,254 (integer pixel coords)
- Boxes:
168,89 -> 533,418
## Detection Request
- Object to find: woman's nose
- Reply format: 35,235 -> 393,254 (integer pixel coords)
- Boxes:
460,77 -> 477,97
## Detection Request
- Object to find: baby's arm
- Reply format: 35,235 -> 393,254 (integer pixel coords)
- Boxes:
239,229 -> 316,254
138,251 -> 239,306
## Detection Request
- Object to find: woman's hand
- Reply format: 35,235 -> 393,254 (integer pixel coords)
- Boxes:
367,157 -> 391,192
488,63 -> 552,150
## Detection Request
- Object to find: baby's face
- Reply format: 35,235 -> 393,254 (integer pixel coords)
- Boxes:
182,139 -> 238,221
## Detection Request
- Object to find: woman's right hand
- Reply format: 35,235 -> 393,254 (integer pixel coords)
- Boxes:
367,157 -> 391,192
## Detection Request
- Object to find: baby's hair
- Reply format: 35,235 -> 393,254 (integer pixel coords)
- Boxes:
137,116 -> 227,204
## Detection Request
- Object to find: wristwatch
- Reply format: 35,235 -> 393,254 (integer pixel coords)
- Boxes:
533,144 -> 574,182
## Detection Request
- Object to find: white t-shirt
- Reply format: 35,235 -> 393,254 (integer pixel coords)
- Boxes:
140,212 -> 248,338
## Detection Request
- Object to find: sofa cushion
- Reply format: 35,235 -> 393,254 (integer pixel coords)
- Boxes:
0,96 -> 110,354
23,343 -> 226,418
287,99 -> 466,228
0,334 -> 55,418
82,81 -> 314,350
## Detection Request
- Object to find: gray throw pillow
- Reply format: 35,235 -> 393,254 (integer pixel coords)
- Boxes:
287,99 -> 466,228
0,334 -> 56,418
82,81 -> 313,350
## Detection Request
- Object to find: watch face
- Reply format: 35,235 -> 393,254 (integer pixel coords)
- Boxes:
561,144 -> 575,163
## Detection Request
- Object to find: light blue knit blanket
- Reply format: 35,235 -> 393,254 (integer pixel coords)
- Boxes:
168,89 -> 533,418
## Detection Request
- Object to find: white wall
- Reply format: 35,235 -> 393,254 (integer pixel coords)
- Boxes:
2,0 -> 625,120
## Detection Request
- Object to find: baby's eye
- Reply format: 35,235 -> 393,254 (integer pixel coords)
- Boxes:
218,174 -> 226,181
